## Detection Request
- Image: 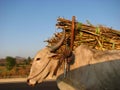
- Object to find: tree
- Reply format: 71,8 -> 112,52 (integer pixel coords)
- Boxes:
6,56 -> 16,71
27,56 -> 32,64
23,56 -> 32,65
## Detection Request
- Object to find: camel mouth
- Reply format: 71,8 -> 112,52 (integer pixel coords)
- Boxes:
27,71 -> 50,86
27,79 -> 38,86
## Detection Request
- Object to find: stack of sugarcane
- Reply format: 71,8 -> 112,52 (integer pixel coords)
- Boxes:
45,17 -> 120,53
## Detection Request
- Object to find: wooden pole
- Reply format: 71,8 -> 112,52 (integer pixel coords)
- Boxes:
71,16 -> 75,50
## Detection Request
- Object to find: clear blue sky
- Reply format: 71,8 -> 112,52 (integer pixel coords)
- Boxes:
0,0 -> 120,58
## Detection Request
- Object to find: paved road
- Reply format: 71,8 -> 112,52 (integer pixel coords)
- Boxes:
0,81 -> 59,90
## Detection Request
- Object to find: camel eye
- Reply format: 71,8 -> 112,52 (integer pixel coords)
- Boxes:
36,58 -> 41,61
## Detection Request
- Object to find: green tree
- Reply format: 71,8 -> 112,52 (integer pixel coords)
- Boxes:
27,56 -> 32,64
6,56 -> 16,71
24,56 -> 32,65
23,59 -> 28,65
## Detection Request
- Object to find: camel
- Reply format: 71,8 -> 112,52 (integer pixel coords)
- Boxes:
27,44 -> 120,90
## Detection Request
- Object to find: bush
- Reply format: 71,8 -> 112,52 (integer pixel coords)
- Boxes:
6,56 -> 16,71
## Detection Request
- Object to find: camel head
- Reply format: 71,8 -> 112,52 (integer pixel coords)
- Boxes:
27,30 -> 65,86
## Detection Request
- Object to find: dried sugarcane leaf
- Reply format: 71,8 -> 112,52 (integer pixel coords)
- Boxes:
46,16 -> 120,54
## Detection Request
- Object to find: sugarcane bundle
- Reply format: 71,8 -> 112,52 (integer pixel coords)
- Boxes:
45,17 -> 120,54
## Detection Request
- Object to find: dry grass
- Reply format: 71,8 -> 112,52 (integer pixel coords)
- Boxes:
0,65 -> 31,79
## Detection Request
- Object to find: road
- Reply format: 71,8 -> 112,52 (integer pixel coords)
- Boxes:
0,78 -> 59,90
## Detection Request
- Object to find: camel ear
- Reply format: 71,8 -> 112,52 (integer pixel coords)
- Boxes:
48,53 -> 57,58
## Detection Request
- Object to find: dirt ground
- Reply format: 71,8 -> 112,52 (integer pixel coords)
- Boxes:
0,78 -> 59,90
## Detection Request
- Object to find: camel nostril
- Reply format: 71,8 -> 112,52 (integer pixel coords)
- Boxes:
27,79 -> 36,87
27,79 -> 30,83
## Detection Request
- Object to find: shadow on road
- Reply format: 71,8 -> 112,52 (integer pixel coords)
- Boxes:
0,81 -> 59,90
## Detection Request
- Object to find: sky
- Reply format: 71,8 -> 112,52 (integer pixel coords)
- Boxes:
0,0 -> 120,58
